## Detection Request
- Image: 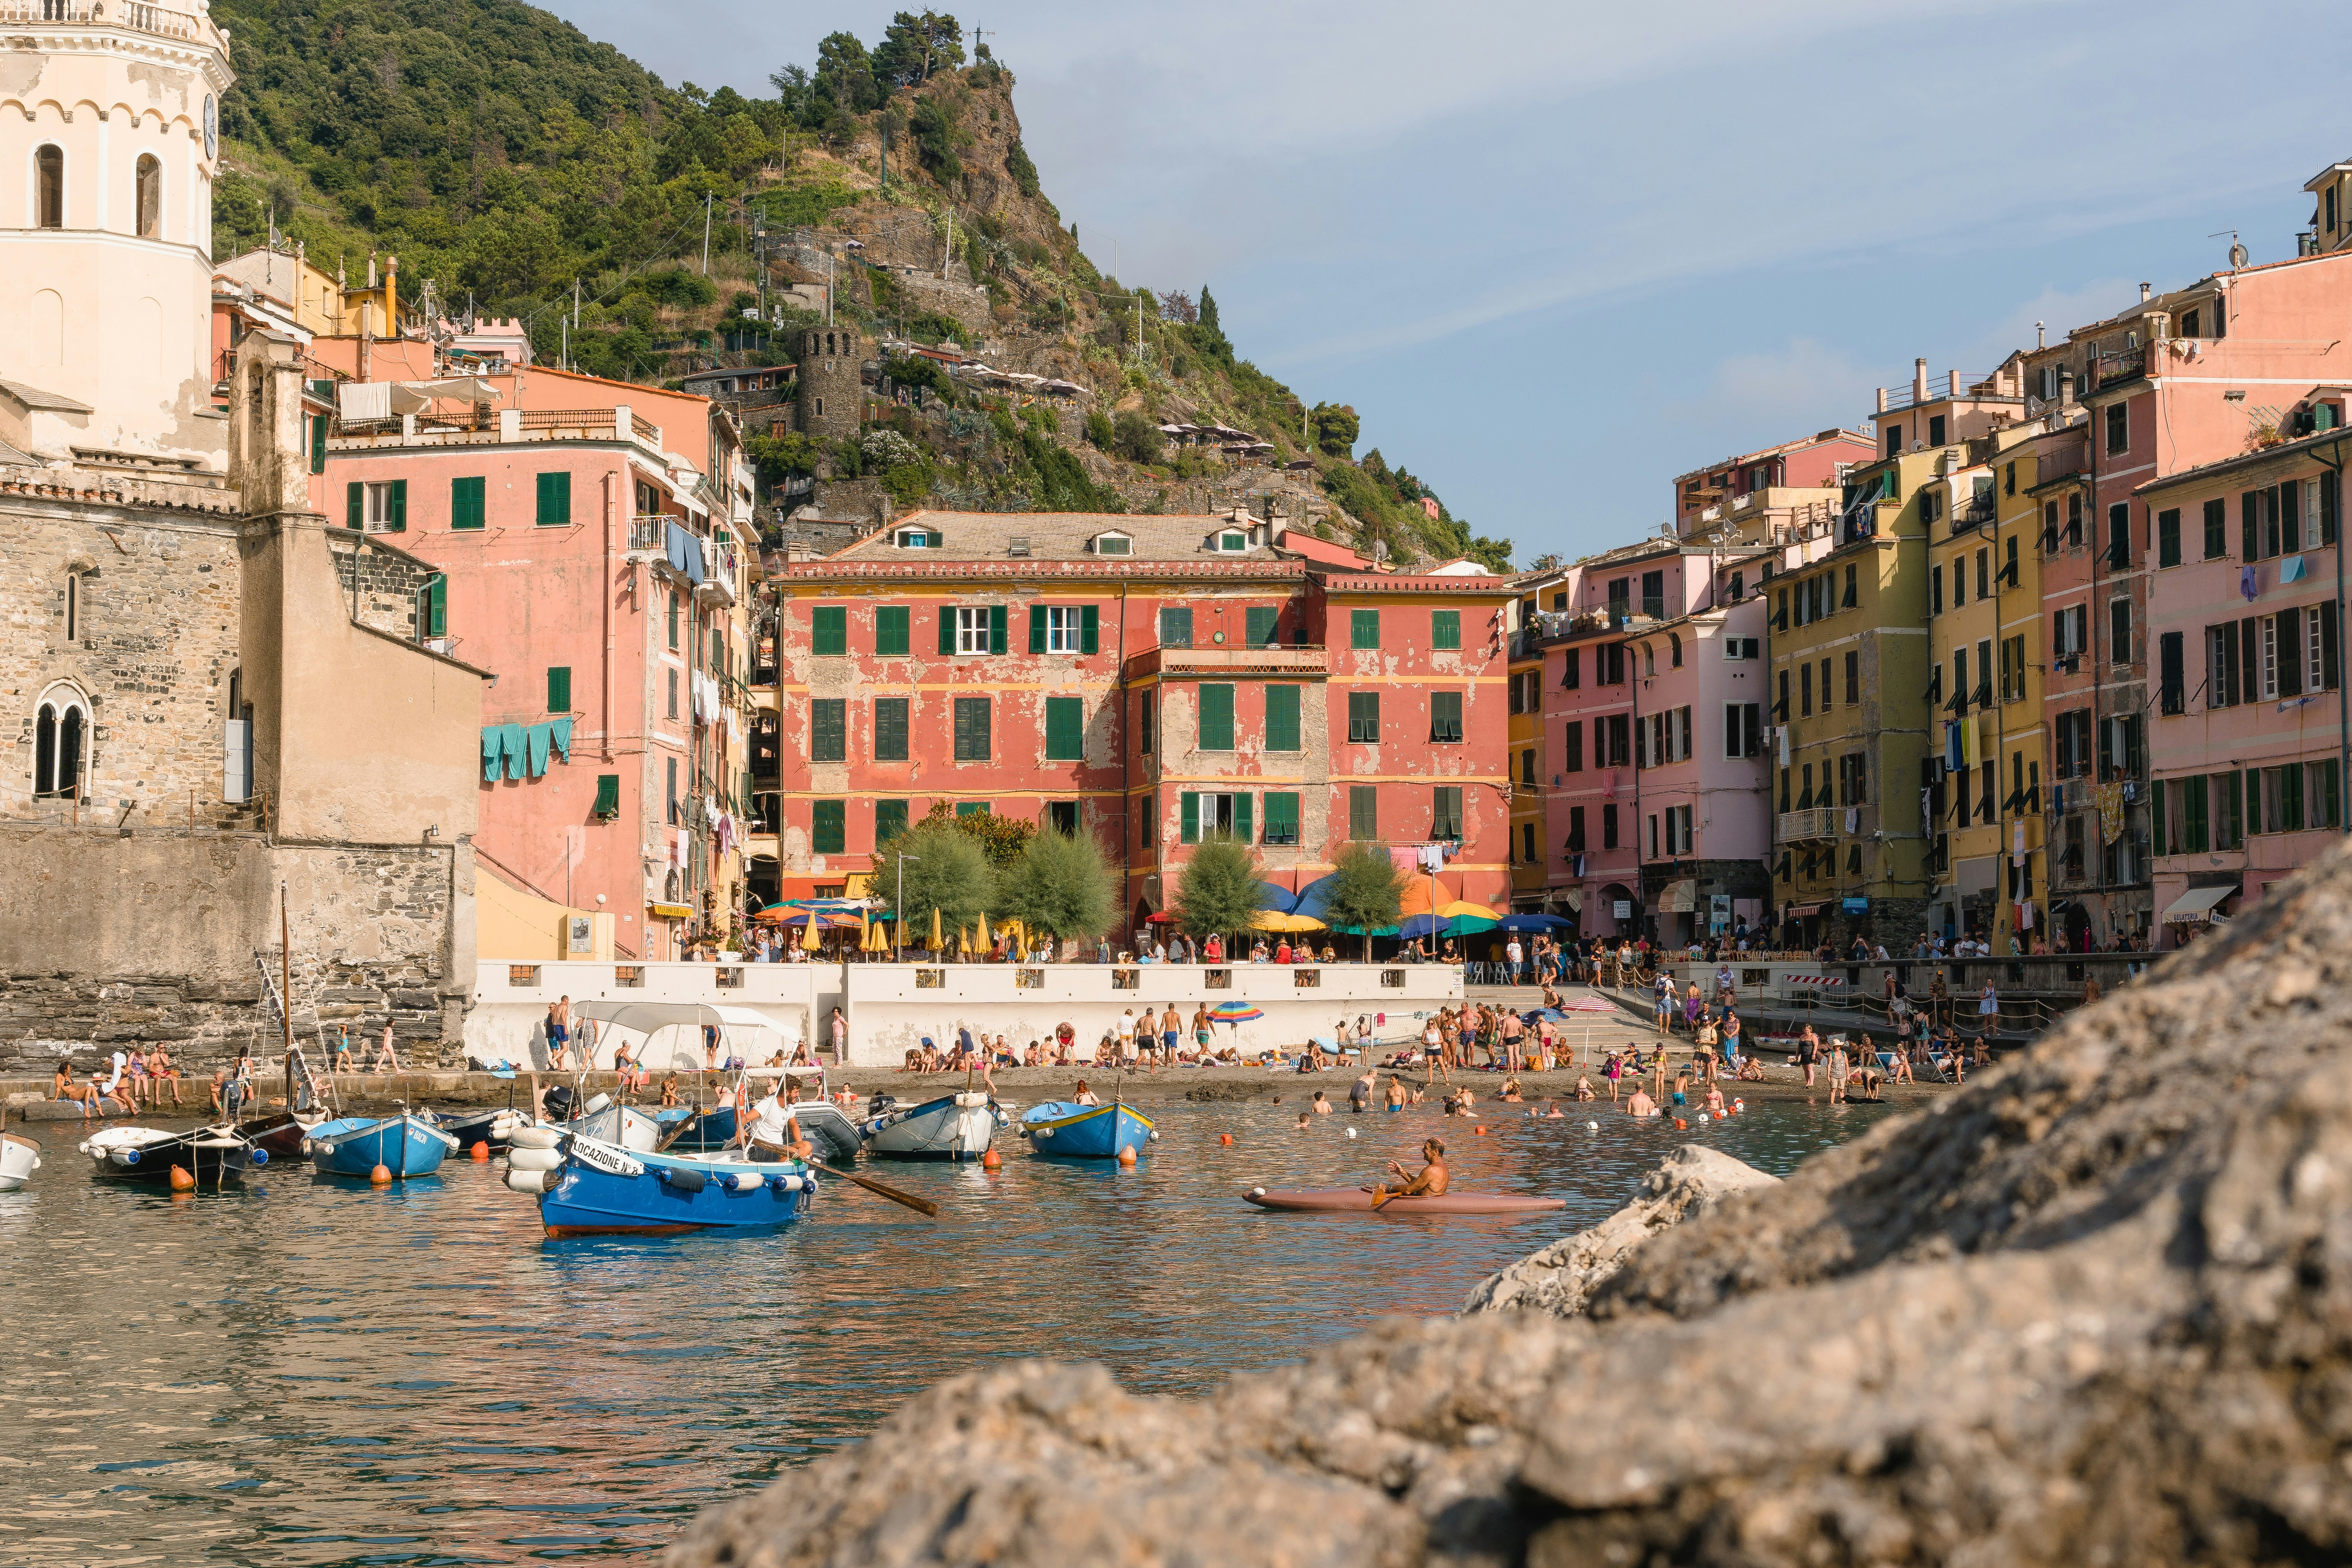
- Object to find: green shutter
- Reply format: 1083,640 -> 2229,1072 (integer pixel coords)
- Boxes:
1246,606 -> 1278,647
1232,792 -> 1252,844
547,666 -> 572,713
1029,604 -> 1047,653
1431,609 -> 1460,649
2283,761 -> 2304,832
451,476 -> 485,529
875,799 -> 909,842
953,696 -> 991,760
309,412 -> 327,474
1435,785 -> 1463,840
874,697 -> 909,760
2151,778 -> 2166,858
811,699 -> 847,762
1180,792 -> 1200,843
812,799 -> 846,854
2186,775 -> 2209,853
2226,769 -> 2244,848
1265,791 -> 1299,845
812,606 -> 848,656
346,481 -> 363,530
876,605 -> 910,656
1264,684 -> 1300,752
1044,695 -> 1083,760
1351,608 -> 1380,649
2328,760 -> 2343,829
989,603 -> 1008,654
593,773 -> 620,816
1349,784 -> 1377,840
956,801 -> 987,817
1198,684 -> 1234,751
537,471 -> 571,525
938,605 -> 957,655
1081,604 -> 1099,655
417,577 -> 446,640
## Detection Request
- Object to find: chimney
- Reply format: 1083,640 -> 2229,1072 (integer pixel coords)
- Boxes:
1912,358 -> 1929,405
2139,282 -> 2152,303
2058,365 -> 2076,405
2036,320 -> 2046,349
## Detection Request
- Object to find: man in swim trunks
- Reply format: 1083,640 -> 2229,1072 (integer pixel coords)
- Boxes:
1350,1067 -> 1376,1112
1371,1137 -> 1450,1208
1626,1086 -> 1659,1118
1383,1076 -> 1408,1111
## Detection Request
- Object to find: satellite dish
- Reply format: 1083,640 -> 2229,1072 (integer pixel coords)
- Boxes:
2024,395 -> 2044,417
2229,242 -> 2250,269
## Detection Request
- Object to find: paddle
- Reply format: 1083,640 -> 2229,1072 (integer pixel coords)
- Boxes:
747,1138 -> 938,1217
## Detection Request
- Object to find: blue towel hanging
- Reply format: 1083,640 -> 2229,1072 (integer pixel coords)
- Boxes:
550,717 -> 574,762
480,728 -> 502,783
500,723 -> 528,781
526,724 -> 552,778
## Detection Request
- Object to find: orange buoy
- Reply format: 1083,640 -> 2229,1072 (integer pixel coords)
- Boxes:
1674,1118 -> 1687,1130
370,1163 -> 393,1186
980,1148 -> 1001,1170
169,1164 -> 195,1191
1473,1125 -> 1488,1135
1117,1146 -> 1137,1166
471,1141 -> 490,1162
1218,1133 -> 1234,1146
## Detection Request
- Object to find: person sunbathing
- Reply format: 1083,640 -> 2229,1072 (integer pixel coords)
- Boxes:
1370,1138 -> 1450,1209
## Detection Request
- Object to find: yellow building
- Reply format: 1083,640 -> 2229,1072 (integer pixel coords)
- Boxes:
1923,392 -> 2053,944
1506,569 -> 1566,908
1768,363 -> 2024,945
216,244 -> 403,339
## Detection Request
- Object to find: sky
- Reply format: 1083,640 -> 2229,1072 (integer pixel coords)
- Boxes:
539,0 -> 2352,564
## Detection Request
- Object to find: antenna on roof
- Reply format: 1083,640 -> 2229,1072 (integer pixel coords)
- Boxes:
2210,228 -> 2248,270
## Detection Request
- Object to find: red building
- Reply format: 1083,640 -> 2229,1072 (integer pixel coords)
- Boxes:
758,510 -> 1514,928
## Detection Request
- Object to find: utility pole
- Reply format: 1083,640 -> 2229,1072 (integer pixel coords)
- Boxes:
561,314 -> 568,373
572,277 -> 580,330
702,194 -> 713,275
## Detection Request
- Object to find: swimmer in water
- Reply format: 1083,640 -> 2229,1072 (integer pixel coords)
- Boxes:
1369,1137 -> 1450,1209
1310,1091 -> 1332,1115
1626,1087 -> 1659,1118
1295,1111 -> 1312,1130
1543,1099 -> 1565,1119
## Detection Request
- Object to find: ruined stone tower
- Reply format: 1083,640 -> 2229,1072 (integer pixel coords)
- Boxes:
795,328 -> 866,440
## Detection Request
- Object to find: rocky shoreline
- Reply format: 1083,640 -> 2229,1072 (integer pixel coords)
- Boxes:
660,844 -> 2352,1567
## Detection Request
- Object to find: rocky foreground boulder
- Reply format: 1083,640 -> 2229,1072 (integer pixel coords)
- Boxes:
1461,1143 -> 1779,1318
668,846 -> 2352,1568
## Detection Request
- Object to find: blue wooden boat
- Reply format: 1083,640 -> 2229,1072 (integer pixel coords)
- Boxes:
665,1103 -> 740,1150
1018,1099 -> 1153,1159
536,1136 -> 815,1237
305,1113 -> 458,1178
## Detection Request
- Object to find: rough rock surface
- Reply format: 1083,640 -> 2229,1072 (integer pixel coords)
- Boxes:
1461,1144 -> 1778,1317
667,845 -> 2352,1568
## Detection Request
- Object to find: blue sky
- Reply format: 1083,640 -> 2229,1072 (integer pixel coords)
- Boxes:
541,0 -> 2350,563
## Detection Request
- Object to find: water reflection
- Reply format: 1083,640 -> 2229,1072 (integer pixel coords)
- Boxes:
0,1096 -> 1888,1564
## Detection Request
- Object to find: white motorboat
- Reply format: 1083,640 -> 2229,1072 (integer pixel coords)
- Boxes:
563,1094 -> 665,1152
862,1090 -> 1004,1161
0,1131 -> 39,1191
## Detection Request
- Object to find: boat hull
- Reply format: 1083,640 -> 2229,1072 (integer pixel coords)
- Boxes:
307,1115 -> 456,1178
562,1102 -> 663,1151
236,1111 -> 320,1161
0,1133 -> 41,1191
866,1094 -> 999,1161
81,1126 -> 253,1183
1020,1101 -> 1152,1159
1242,1185 -> 1567,1216
433,1107 -> 525,1150
537,1140 -> 814,1237
663,1105 -> 740,1151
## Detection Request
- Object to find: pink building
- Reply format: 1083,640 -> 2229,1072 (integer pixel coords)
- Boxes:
2036,243 -> 2352,946
2139,407 -> 2345,948
1672,427 -> 1876,537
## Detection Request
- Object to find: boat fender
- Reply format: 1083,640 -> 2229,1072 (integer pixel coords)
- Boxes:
585,1093 -> 612,1115
251,1148 -> 269,1167
121,1147 -> 141,1165
505,1168 -> 551,1195
509,1126 -> 564,1150
301,1139 -> 313,1157
1248,1186 -> 1267,1198
1148,1131 -> 1161,1141
731,1172 -> 764,1193
507,1145 -> 563,1172
1035,1126 -> 1054,1138
658,1165 -> 709,1194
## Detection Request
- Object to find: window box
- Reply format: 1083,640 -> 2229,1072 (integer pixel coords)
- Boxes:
915,968 -> 945,989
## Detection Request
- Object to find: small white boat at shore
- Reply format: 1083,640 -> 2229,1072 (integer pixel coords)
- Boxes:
863,1090 -> 1003,1161
0,1131 -> 39,1191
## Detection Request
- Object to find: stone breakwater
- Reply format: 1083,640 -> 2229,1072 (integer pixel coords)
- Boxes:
661,841 -> 2352,1568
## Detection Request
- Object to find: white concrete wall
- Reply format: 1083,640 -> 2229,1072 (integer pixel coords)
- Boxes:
466,959 -> 821,1068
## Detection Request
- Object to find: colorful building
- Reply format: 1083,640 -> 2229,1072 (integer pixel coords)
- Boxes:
1504,572 -> 1565,910
758,511 -> 1514,932
2139,410 -> 2346,946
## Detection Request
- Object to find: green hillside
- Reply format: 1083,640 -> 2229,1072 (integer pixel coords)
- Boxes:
209,1 -> 1509,568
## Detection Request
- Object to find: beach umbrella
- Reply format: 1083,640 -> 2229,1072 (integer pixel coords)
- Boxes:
1206,1001 -> 1264,1043
1562,993 -> 1620,1061
975,911 -> 992,951
801,909 -> 822,952
1251,910 -> 1327,933
1497,913 -> 1574,933
858,907 -> 871,951
929,907 -> 942,951
1255,881 -> 1299,914
957,925 -> 971,956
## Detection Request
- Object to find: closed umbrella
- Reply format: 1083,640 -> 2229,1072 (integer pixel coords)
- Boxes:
929,906 -> 942,952
975,911 -> 992,953
801,908 -> 822,953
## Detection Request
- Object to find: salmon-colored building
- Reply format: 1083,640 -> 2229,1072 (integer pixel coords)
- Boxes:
759,511 -> 1514,930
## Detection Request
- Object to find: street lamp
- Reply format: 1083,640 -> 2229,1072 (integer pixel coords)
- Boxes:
894,853 -> 919,964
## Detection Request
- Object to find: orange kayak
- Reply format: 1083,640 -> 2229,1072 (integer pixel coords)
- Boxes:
1242,1185 -> 1566,1215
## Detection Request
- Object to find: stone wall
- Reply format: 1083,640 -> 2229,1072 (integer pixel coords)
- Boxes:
0,498 -> 245,826
0,822 -> 470,1072
327,531 -> 436,641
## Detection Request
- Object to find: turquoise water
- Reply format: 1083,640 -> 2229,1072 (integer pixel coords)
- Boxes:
0,1095 -> 1891,1565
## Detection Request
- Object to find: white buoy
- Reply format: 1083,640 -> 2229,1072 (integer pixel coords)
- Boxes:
1587,1120 -> 1600,1131
1345,1126 -> 1357,1139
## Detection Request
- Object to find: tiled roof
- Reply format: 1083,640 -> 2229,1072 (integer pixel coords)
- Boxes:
1318,571 -> 1519,594
825,508 -> 1276,563
776,557 -> 1305,582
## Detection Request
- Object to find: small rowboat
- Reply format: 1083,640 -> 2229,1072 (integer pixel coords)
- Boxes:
0,1131 -> 41,1191
236,1109 -> 324,1162
307,1113 -> 458,1179
1242,1185 -> 1566,1216
1019,1099 -> 1152,1159
518,1133 -> 817,1237
80,1124 -> 256,1184
864,1091 -> 1003,1161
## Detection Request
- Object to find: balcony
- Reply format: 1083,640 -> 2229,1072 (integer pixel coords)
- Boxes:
1123,644 -> 1326,680
2,1 -> 212,39
2096,348 -> 2146,389
1777,806 -> 1842,843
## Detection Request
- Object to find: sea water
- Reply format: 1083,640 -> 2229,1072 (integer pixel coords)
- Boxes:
0,1094 -> 1890,1564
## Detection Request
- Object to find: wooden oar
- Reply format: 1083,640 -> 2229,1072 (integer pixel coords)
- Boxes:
747,1138 -> 938,1217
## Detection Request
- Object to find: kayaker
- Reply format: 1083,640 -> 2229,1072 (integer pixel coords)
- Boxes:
1370,1137 -> 1450,1208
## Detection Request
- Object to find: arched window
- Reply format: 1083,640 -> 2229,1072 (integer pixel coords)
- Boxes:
35,144 -> 64,229
134,154 -> 161,238
33,689 -> 89,799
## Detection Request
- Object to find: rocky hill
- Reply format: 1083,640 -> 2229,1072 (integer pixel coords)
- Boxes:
208,2 -> 1508,568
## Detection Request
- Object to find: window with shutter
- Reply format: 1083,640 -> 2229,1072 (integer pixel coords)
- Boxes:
1431,609 -> 1460,649
811,699 -> 847,762
1246,606 -> 1278,647
1044,695 -> 1084,760
1231,792 -> 1253,843
309,413 -> 327,474
416,577 -> 446,640
1138,691 -> 1154,754
451,475 -> 486,529
812,606 -> 848,656
1349,785 -> 1377,840
593,773 -> 621,818
1350,609 -> 1380,649
873,697 -> 910,760
989,603 -> 1007,654
812,799 -> 846,854
1180,791 -> 1200,843
1197,684 -> 1235,751
1347,690 -> 1379,743
1081,604 -> 1099,654
1563,720 -> 1583,773
546,666 -> 572,713
875,799 -> 909,842
1429,691 -> 1463,743
1159,607 -> 1193,648
1432,786 -> 1462,841
1264,684 -> 1300,752
953,697 -> 991,760
876,605 -> 910,656
535,471 -> 571,526
1264,791 -> 1299,845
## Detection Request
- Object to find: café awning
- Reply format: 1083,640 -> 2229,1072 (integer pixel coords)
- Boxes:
1659,879 -> 1697,913
2160,884 -> 2236,923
